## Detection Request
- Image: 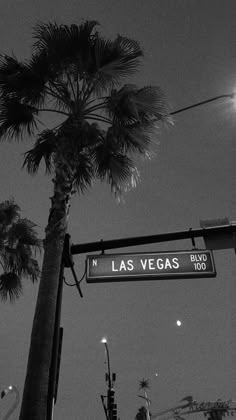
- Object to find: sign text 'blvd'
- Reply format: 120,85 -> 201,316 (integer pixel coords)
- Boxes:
86,250 -> 216,283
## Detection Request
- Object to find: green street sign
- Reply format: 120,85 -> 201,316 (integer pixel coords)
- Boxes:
86,250 -> 216,283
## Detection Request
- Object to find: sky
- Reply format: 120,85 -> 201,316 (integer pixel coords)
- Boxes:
0,1 -> 236,419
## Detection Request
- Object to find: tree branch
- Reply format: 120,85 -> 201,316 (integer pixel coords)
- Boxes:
84,103 -> 107,114
66,72 -> 77,102
44,87 -> 66,104
85,114 -> 112,124
48,82 -> 72,109
0,259 -> 5,271
37,108 -> 69,117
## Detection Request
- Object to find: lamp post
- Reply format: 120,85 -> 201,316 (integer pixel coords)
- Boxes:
101,338 -> 117,420
101,338 -> 112,389
1,385 -> 20,420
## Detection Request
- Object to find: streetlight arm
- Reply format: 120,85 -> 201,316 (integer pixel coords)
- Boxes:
104,343 -> 112,389
171,94 -> 235,115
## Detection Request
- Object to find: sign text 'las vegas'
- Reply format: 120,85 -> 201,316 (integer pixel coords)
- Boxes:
86,250 -> 216,283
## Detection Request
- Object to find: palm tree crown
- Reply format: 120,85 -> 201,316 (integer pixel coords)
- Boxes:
0,199 -> 41,302
139,379 -> 150,391
0,21 -> 171,197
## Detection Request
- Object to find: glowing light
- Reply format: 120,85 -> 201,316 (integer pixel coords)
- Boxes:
176,320 -> 182,327
232,94 -> 236,109
8,386 -> 13,390
101,337 -> 107,344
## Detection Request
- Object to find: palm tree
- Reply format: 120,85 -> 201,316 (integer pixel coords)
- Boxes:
139,379 -> 151,420
0,21 -> 171,419
0,199 -> 41,302
139,379 -> 150,392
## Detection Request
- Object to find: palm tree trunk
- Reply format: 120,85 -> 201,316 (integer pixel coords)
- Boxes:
19,161 -> 73,420
47,259 -> 65,420
144,391 -> 151,420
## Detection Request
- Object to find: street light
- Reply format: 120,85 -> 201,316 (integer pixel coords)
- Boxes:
170,92 -> 235,115
101,337 -> 112,389
101,338 -> 117,420
1,385 -> 20,419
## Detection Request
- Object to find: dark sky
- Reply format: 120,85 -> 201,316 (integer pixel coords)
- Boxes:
0,1 -> 236,419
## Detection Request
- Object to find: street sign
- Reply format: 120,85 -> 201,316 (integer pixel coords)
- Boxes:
86,250 -> 216,283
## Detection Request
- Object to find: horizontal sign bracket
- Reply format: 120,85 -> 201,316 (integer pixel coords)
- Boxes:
71,223 -> 236,255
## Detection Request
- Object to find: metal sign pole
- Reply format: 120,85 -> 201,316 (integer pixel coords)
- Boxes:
71,224 -> 236,256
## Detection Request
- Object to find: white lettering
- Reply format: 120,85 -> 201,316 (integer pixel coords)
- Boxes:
112,259 -> 134,272
172,257 -> 180,269
165,258 -> 172,269
194,262 -> 206,271
148,259 -> 155,270
112,261 -> 118,272
127,260 -> 134,271
140,259 -> 148,270
191,253 -> 208,262
92,259 -> 97,266
120,260 -> 127,271
157,258 -> 164,269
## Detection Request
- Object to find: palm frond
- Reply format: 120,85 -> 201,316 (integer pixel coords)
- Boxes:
106,84 -> 142,125
0,54 -> 47,106
56,121 -> 104,193
0,54 -> 23,97
106,121 -> 158,156
1,244 -> 40,278
7,218 -> 42,250
0,99 -> 38,140
107,154 -> 138,196
139,379 -> 150,390
0,247 -> 18,273
72,151 -> 95,194
32,20 -> 98,79
33,20 -> 98,53
94,139 -> 136,193
0,200 -> 41,303
133,85 -> 171,121
23,129 -> 56,173
21,257 -> 40,282
58,120 -> 103,158
106,84 -> 171,126
31,21 -> 143,100
90,35 -> 143,93
0,272 -> 23,302
9,245 -> 40,281
48,80 -> 73,111
0,199 -> 20,228
0,199 -> 41,281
